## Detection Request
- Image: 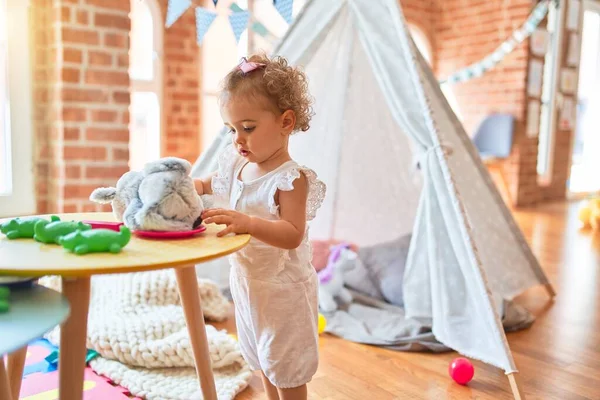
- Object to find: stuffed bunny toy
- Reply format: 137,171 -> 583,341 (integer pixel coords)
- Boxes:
317,243 -> 357,312
90,157 -> 204,231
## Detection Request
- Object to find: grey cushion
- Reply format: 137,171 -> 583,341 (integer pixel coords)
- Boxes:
342,256 -> 385,301
355,234 -> 412,307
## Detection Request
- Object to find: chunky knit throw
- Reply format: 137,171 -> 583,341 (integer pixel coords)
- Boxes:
40,271 -> 251,400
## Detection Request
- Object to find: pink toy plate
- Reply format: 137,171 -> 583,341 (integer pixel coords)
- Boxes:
132,225 -> 207,239
83,220 -> 124,231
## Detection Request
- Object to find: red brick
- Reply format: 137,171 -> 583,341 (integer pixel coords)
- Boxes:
66,165 -> 81,179
62,28 -> 99,45
90,110 -> 118,123
63,48 -> 82,63
64,184 -> 103,200
61,88 -> 109,103
76,10 -> 88,25
116,53 -> 128,68
85,70 -> 129,86
113,91 -> 130,104
173,93 -> 196,101
166,142 -> 178,153
103,32 -> 128,48
37,181 -> 48,197
85,128 -> 129,142
86,0 -> 130,11
64,127 -> 80,140
112,148 -> 129,161
36,200 -> 48,214
62,108 -> 87,122
64,146 -> 107,160
62,68 -> 80,83
85,165 -> 129,179
88,51 -> 113,66
61,6 -> 71,22
62,203 -> 79,213
94,13 -> 130,30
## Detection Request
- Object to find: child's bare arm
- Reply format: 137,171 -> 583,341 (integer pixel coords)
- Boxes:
201,174 -> 308,250
193,171 -> 217,195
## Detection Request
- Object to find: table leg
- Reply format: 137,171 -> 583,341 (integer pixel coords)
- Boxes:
59,277 -> 91,400
175,266 -> 217,400
0,358 -> 12,400
7,346 -> 27,399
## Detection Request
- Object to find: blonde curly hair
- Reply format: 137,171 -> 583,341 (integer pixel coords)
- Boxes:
219,53 -> 314,133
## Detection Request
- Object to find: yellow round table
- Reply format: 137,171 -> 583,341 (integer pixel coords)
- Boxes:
0,212 -> 250,400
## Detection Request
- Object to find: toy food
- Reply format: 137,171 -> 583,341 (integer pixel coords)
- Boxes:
34,217 -> 92,244
58,225 -> 131,255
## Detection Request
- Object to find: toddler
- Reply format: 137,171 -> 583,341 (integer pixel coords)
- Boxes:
195,54 -> 326,400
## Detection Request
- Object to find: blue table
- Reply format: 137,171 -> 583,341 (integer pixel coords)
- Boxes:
0,283 -> 70,400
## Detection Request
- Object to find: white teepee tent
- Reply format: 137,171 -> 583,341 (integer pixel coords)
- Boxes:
192,0 -> 554,396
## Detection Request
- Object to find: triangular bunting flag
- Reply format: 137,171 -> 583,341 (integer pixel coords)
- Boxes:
228,10 -> 250,43
213,0 -> 218,6
274,0 -> 293,24
230,2 -> 243,12
165,0 -> 192,28
195,8 -> 218,46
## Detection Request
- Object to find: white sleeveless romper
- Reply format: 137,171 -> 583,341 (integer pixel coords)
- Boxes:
211,144 -> 326,388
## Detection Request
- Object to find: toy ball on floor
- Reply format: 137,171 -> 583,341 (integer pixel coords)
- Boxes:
318,313 -> 327,334
449,357 -> 474,385
578,198 -> 600,230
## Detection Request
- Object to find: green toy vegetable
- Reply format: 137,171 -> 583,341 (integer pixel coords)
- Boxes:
58,225 -> 131,255
0,286 -> 9,313
1,216 -> 59,240
34,217 -> 92,244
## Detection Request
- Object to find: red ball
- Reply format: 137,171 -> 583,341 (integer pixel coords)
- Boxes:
449,357 -> 474,385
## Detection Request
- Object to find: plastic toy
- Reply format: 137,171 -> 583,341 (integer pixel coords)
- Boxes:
449,357 -> 474,385
318,243 -> 356,312
58,225 -> 131,255
34,217 -> 92,244
1,216 -> 59,239
318,313 -> 327,334
0,286 -> 10,313
578,198 -> 600,230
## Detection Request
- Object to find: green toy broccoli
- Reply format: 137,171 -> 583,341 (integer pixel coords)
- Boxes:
1,216 -> 59,240
59,225 -> 131,255
34,217 -> 92,244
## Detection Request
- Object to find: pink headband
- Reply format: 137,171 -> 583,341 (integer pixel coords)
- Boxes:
238,57 -> 266,74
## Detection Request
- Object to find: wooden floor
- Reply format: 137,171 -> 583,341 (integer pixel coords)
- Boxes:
213,200 -> 600,399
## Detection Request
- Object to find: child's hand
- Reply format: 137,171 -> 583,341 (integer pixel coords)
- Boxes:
201,209 -> 252,237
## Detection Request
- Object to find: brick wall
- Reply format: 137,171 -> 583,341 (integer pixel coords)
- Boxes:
30,0 -> 201,213
401,0 -> 436,66
433,0 -> 543,206
31,0 -> 131,214
158,0 -> 200,163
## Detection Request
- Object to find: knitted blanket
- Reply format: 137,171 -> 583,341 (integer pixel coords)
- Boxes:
39,271 -> 252,400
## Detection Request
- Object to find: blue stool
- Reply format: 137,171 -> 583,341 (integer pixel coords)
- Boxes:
0,282 -> 70,400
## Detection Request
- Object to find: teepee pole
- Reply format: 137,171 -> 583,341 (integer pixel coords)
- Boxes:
507,372 -> 526,400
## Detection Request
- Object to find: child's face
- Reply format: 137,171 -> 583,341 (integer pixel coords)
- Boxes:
220,96 -> 294,164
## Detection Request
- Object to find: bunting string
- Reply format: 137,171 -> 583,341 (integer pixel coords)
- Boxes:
439,0 -> 554,84
165,0 -> 293,46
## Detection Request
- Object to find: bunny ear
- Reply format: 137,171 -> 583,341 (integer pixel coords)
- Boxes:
90,187 -> 117,203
